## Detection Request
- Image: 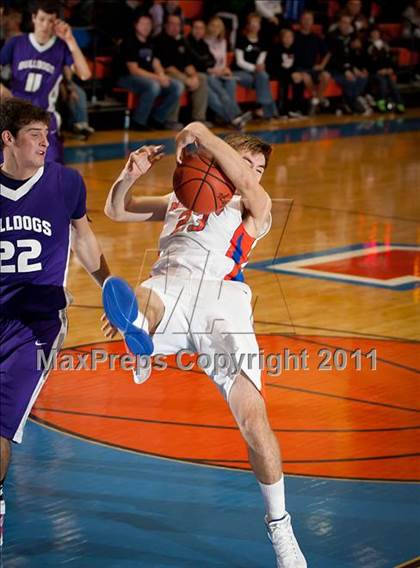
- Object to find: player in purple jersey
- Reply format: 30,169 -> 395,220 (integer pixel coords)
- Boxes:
0,98 -> 111,546
0,0 -> 91,163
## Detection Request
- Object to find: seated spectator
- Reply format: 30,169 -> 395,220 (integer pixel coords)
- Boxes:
149,0 -> 184,37
344,0 -> 369,34
402,0 -> 420,44
267,29 -> 306,118
326,14 -> 370,114
116,12 -> 184,130
294,10 -> 332,113
61,72 -> 95,138
186,18 -> 251,128
255,0 -> 284,45
233,12 -> 278,119
154,14 -> 209,124
366,28 -> 405,113
115,0 -> 150,41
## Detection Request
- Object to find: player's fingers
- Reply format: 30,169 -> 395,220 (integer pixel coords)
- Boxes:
150,151 -> 165,163
176,144 -> 184,164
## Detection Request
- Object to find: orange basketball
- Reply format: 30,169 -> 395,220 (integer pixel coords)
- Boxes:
173,153 -> 236,214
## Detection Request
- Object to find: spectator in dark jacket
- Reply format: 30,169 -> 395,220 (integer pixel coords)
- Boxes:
154,14 -> 209,123
267,28 -> 305,117
186,19 -> 251,128
366,28 -> 405,112
294,10 -> 331,113
233,12 -> 278,119
117,12 -> 184,130
327,14 -> 370,113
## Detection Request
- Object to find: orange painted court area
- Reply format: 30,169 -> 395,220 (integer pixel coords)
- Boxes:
32,335 -> 420,483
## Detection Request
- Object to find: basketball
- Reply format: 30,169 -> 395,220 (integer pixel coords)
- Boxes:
173,153 -> 236,214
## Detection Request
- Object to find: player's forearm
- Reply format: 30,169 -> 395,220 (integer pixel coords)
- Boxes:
67,39 -> 92,80
185,122 -> 258,194
105,176 -> 136,220
72,230 -> 111,286
105,176 -> 157,222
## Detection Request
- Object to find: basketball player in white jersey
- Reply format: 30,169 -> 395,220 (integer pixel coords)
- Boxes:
102,122 -> 307,568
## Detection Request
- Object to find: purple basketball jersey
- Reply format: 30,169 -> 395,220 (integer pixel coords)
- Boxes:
0,162 -> 86,317
0,33 -> 73,115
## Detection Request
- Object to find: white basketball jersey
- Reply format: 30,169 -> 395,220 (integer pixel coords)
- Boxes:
151,193 -> 271,282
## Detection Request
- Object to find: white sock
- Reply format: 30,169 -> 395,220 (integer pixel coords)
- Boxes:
258,476 -> 286,522
132,311 -> 149,333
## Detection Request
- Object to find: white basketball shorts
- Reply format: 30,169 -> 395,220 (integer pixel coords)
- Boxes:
140,273 -> 262,400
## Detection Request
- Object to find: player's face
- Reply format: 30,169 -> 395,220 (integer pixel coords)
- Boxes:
32,9 -> 57,42
239,151 -> 266,182
14,122 -> 49,167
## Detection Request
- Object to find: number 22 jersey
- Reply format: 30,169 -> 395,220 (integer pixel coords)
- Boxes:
0,162 -> 86,317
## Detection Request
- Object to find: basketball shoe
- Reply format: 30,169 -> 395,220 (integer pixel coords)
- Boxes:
266,513 -> 307,568
102,277 -> 154,384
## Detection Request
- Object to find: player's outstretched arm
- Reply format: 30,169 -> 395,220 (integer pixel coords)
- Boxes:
176,122 -> 271,225
54,20 -> 91,81
71,215 -> 111,286
105,145 -> 170,222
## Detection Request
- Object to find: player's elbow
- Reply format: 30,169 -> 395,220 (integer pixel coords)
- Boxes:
104,204 -> 122,221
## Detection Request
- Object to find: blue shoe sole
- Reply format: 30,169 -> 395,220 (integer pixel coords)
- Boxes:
102,277 -> 154,356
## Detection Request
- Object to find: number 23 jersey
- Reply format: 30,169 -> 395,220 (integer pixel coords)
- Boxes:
151,193 -> 271,282
0,162 -> 86,317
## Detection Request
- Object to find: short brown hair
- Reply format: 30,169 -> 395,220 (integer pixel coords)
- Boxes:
0,98 -> 50,148
31,0 -> 60,16
224,133 -> 272,167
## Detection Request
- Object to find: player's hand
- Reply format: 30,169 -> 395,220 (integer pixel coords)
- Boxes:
54,20 -> 73,43
175,129 -> 198,164
122,145 -> 165,180
101,313 -> 118,339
